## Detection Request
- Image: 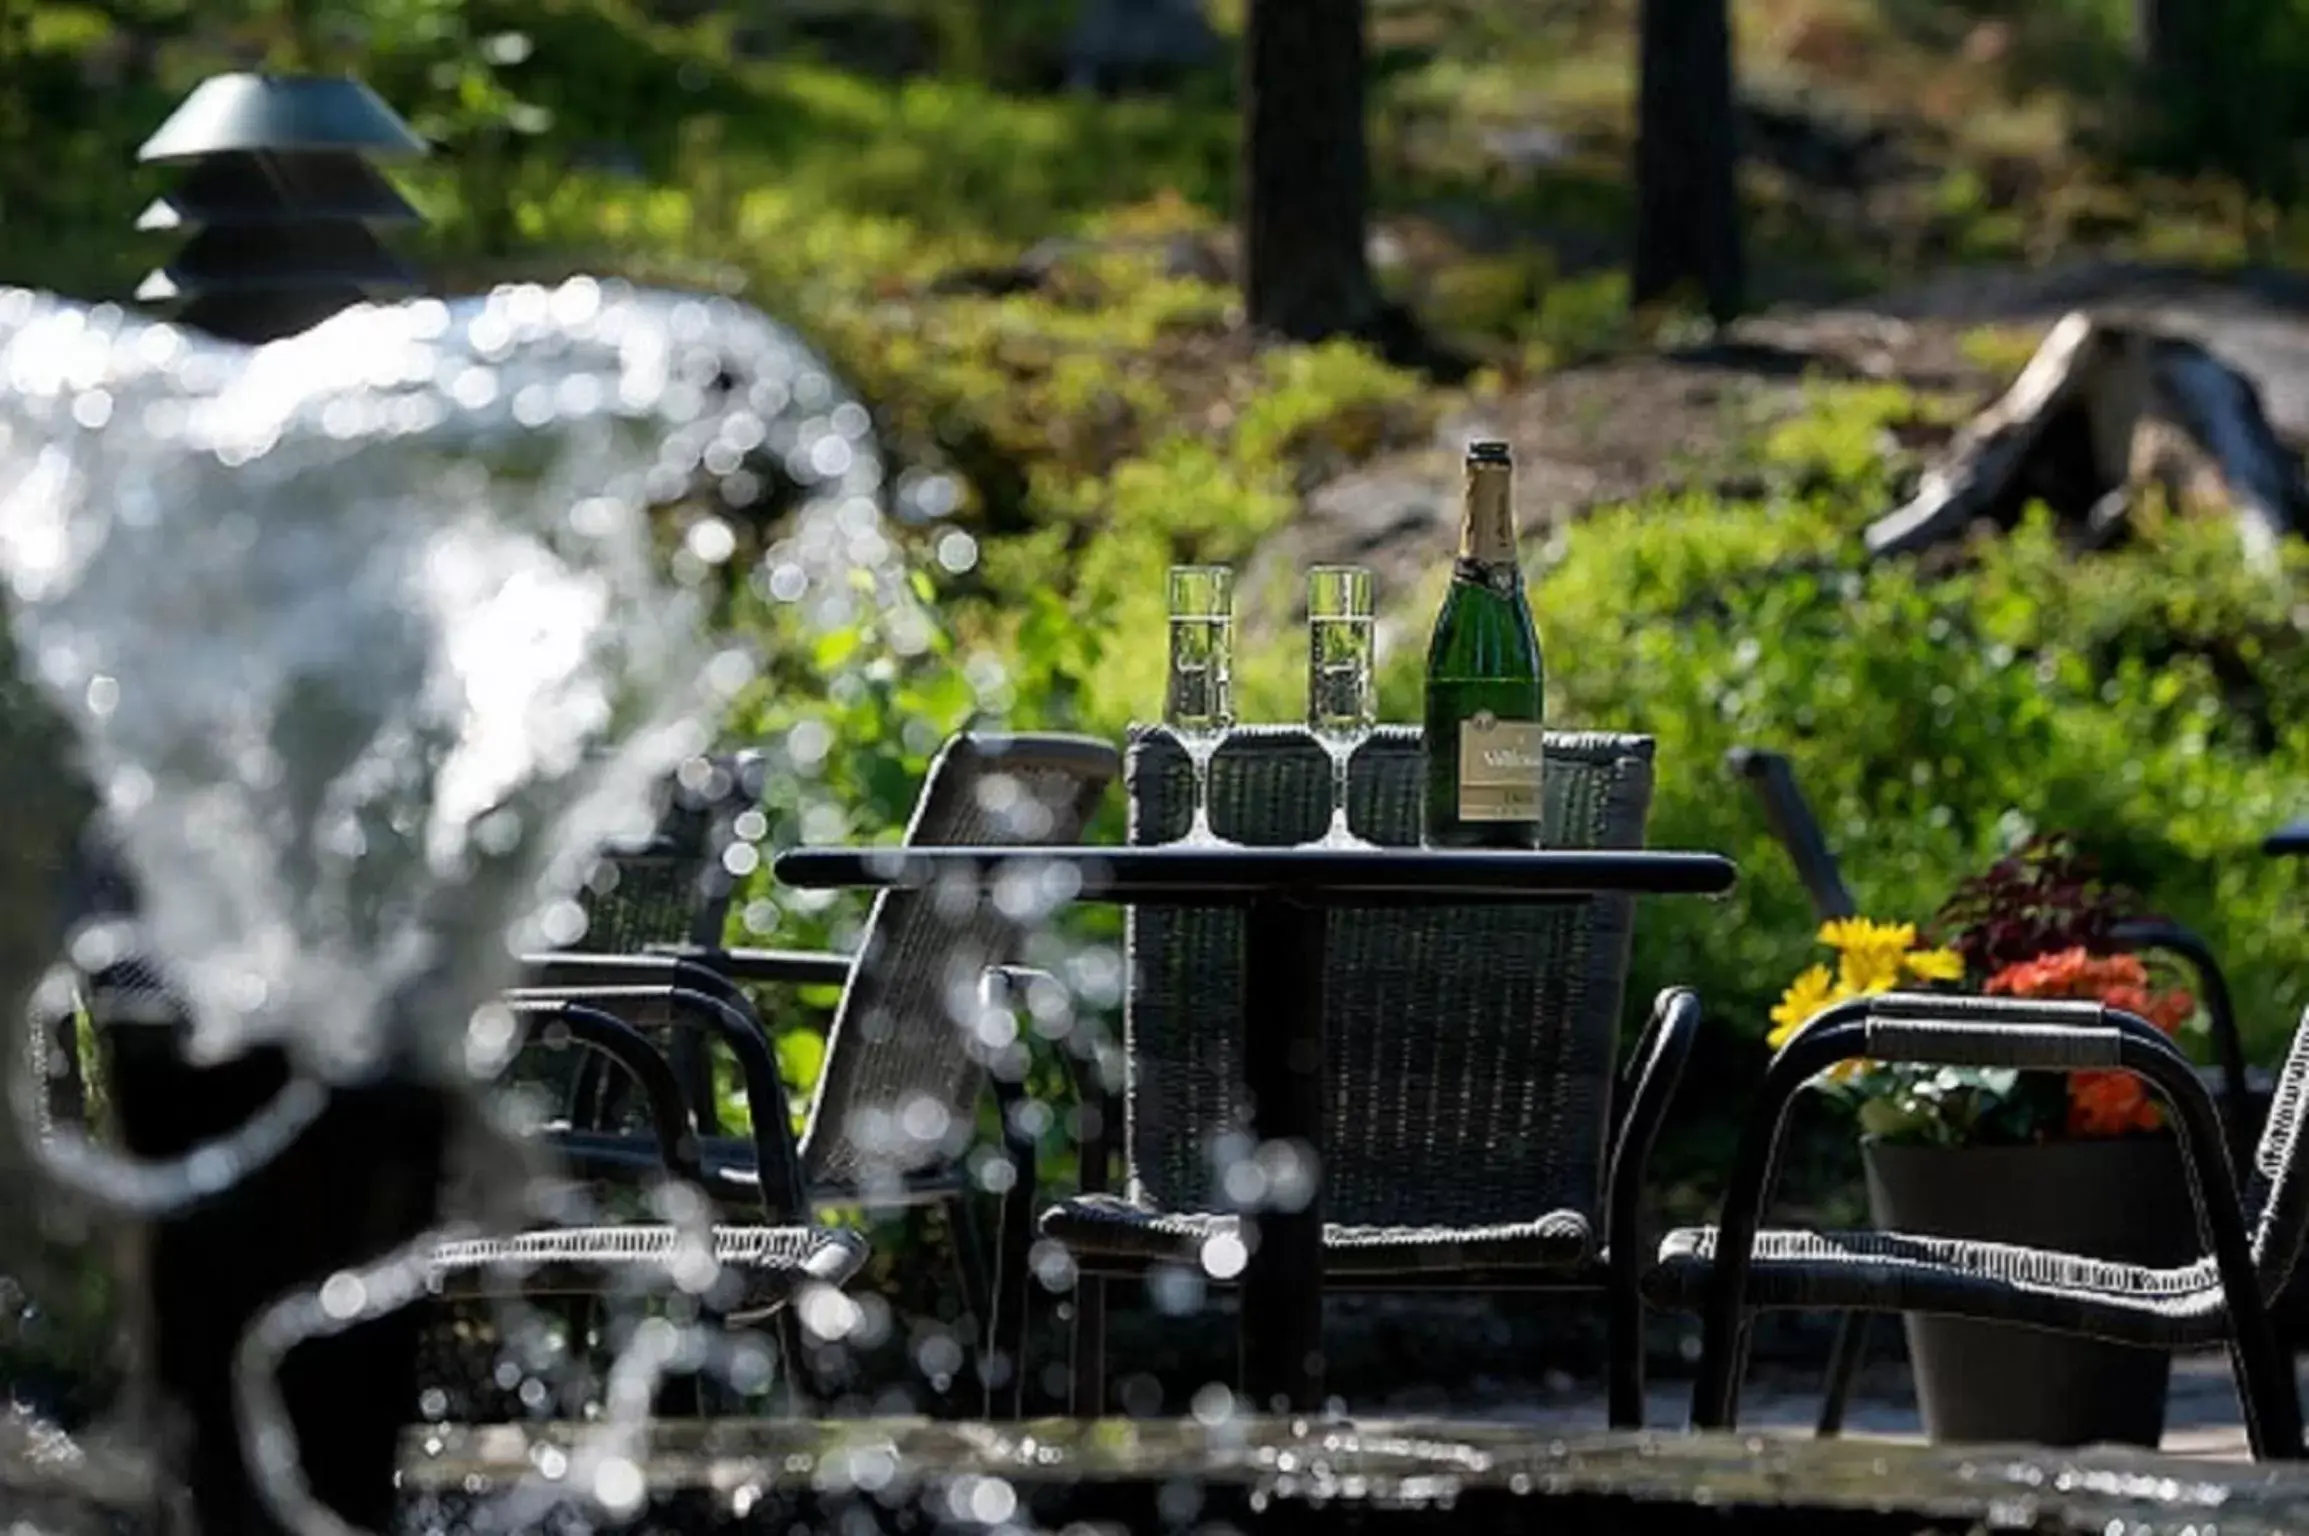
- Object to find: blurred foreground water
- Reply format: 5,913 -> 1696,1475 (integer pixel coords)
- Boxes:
0,279 -> 930,1532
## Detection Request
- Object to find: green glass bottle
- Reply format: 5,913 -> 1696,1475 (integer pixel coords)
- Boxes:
1423,441 -> 1545,848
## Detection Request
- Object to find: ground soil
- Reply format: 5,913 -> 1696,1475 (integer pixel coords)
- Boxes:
1285,262 -> 2309,593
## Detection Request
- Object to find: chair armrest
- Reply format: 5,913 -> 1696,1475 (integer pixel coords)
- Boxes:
1608,989 -> 1701,1237
521,951 -> 755,999
502,998 -> 704,1186
647,945 -> 855,987
499,982 -> 810,1221
2110,917 -> 2256,1173
1725,745 -> 1857,923
1691,989 -> 2268,1427
1605,988 -> 1703,1428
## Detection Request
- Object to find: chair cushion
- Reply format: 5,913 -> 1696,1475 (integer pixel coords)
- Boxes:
1647,1226 -> 2230,1349
1043,1193 -> 1594,1276
428,1224 -> 867,1321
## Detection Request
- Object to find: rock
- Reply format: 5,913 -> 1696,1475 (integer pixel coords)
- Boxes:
1308,468 -> 1453,559
1865,310 -> 2308,566
1480,123 -> 1574,171
1064,0 -> 1220,93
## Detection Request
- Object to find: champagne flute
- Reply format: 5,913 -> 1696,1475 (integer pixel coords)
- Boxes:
1307,565 -> 1377,848
1165,565 -> 1236,846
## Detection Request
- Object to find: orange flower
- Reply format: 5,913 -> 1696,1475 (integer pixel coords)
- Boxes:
2100,982 -> 2196,1035
2069,1069 -> 2162,1137
1986,947 -> 2195,1138
1986,948 -> 2152,1001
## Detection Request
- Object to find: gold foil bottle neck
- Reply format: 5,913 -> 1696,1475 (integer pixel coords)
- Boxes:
1458,443 -> 1518,568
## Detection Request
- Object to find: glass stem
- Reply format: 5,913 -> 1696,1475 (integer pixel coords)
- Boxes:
1189,744 -> 1216,841
1328,747 -> 1353,841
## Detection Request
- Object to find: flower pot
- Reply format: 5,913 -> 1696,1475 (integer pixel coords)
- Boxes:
1861,1136 -> 2199,1448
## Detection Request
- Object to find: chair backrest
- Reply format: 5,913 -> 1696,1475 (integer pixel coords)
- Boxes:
1726,746 -> 1856,923
798,732 -> 1120,1190
574,751 -> 766,954
1120,724 -> 1654,1231
2245,1011 -> 2309,1292
502,751 -> 764,1126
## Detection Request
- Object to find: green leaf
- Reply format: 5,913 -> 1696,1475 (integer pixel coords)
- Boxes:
775,1027 -> 828,1093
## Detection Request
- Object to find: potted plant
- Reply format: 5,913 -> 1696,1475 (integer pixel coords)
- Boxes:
1771,835 -> 2203,1448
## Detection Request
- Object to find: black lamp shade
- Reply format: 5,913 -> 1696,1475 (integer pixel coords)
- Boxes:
137,72 -> 427,345
137,73 -> 428,163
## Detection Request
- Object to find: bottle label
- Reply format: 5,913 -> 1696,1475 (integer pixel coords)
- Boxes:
1458,713 -> 1544,822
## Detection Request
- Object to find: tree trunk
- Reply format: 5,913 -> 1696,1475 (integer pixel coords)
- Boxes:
2135,0 -> 2222,86
1242,0 -> 1376,342
2133,0 -> 2276,193
1632,0 -> 1743,323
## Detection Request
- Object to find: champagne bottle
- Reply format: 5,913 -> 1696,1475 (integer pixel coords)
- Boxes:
1422,441 -> 1545,848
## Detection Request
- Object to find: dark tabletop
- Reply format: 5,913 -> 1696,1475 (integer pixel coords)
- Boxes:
2267,821 -> 2309,857
772,844 -> 1738,904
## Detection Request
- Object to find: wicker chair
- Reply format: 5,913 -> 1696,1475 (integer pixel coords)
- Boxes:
1029,724 -> 1701,1426
1724,742 -> 2274,1434
417,994 -> 867,1421
1650,990 -> 2309,1459
539,731 -> 1121,1411
51,753 -> 771,1164
58,755 -> 862,1422
547,751 -> 765,1135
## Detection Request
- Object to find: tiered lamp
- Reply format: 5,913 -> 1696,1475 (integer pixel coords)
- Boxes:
106,71 -> 436,1536
134,72 -> 427,344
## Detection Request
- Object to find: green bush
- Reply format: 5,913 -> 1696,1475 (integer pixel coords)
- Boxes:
1487,487 -> 2309,1063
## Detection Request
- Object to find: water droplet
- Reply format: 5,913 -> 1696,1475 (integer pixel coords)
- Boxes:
592,1455 -> 645,1516
937,530 -> 979,573
1200,1231 -> 1249,1280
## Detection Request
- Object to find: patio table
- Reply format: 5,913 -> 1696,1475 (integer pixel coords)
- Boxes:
772,842 -> 1739,1413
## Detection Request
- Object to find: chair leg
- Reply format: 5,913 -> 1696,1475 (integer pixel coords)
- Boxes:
776,1305 -> 819,1415
655,1366 -> 703,1418
2227,1308 -> 2306,1459
949,1196 -> 993,1333
1071,1274 -> 1107,1418
1692,1312 -> 1755,1431
1815,1312 -> 1870,1438
1606,1272 -> 1647,1430
987,1166 -> 1036,1419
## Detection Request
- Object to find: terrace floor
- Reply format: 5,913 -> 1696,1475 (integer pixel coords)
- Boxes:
1458,1350 -> 2260,1460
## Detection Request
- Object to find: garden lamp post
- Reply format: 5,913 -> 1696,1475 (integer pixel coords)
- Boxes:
105,71 -> 439,1536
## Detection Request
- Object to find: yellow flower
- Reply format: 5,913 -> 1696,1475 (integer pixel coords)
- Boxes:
1902,946 -> 1966,983
1836,946 -> 1904,996
1818,917 -> 1918,957
1768,964 -> 1839,1050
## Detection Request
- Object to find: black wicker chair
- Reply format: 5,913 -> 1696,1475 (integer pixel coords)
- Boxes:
54,754 -> 865,1423
1724,743 -> 2273,1433
538,731 -> 1121,1412
1027,724 -> 1701,1427
552,751 -> 765,1135
417,994 -> 867,1421
1650,990 -> 2309,1459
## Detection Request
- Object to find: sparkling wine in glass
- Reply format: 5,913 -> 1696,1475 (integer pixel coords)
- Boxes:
1307,565 -> 1377,848
1166,565 -> 1236,845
